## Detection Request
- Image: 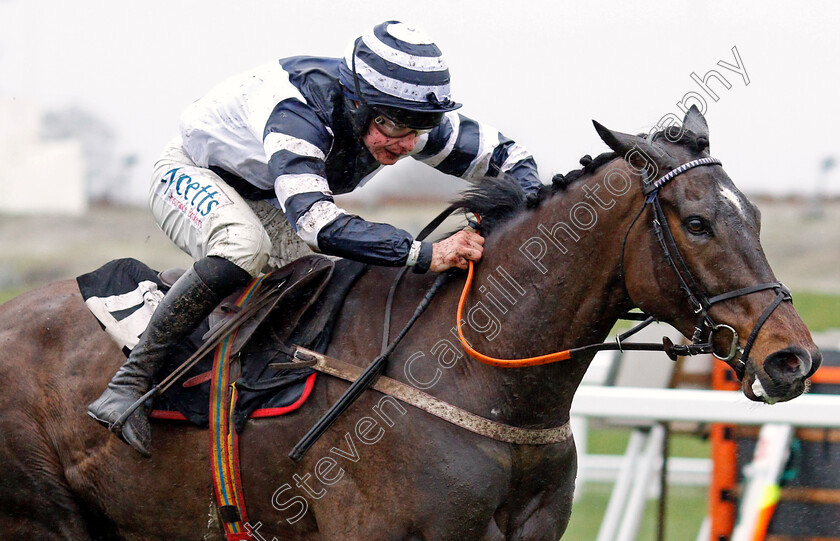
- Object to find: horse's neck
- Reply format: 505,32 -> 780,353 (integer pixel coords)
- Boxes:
456,165 -> 643,426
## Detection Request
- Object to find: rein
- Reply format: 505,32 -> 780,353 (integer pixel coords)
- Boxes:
455,157 -> 793,378
290,205 -> 460,461
454,246 -> 677,367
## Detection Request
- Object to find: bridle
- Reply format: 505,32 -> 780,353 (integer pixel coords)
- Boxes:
454,155 -> 792,381
622,156 -> 792,380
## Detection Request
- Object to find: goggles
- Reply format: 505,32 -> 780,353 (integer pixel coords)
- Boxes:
372,114 -> 432,138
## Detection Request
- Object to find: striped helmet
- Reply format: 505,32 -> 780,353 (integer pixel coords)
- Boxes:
339,21 -> 461,129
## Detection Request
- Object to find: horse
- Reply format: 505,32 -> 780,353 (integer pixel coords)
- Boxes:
0,106 -> 820,540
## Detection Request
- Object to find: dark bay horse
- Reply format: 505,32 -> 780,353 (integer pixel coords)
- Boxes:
0,107 -> 820,540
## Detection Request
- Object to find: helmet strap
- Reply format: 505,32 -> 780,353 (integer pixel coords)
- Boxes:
343,96 -> 372,139
349,38 -> 378,138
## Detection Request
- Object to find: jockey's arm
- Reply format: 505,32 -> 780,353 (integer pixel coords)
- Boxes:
264,102 -> 475,273
411,111 -> 543,195
410,111 -> 544,270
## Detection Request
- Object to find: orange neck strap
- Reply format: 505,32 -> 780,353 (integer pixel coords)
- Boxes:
455,259 -> 572,367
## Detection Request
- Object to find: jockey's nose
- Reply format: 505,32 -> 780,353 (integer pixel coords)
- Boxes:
392,134 -> 418,153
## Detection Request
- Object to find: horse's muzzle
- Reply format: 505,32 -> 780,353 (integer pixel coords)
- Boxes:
754,346 -> 821,403
765,346 -> 818,383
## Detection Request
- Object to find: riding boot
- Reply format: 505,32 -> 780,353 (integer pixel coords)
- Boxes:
87,256 -> 251,457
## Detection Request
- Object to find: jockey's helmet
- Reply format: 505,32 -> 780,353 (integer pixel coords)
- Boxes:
339,21 -> 461,133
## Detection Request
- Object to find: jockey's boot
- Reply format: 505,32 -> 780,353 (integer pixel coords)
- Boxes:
87,256 -> 251,457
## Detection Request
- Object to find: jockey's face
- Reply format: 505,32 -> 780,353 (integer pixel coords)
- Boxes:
362,118 -> 421,165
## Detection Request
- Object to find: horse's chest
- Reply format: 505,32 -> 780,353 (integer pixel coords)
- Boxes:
492,442 -> 577,537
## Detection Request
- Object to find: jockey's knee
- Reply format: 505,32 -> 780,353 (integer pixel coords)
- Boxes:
206,224 -> 272,278
193,255 -> 252,290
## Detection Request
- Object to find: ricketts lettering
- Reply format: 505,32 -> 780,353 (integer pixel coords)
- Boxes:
156,168 -> 233,231
159,168 -> 228,216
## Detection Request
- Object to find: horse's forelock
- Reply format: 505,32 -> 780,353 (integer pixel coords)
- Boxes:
649,127 -> 709,153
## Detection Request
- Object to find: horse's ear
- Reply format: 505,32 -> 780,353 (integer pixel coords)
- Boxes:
592,120 -> 678,173
592,120 -> 636,156
682,105 -> 710,150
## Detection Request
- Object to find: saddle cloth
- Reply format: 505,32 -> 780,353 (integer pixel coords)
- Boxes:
77,257 -> 367,430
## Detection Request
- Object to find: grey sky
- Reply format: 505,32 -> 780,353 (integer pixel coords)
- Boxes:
1,0 -> 838,202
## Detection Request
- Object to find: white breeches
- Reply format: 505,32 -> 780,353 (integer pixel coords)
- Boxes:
148,137 -> 313,277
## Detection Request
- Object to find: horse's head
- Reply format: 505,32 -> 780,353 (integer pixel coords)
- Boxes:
594,106 -> 821,403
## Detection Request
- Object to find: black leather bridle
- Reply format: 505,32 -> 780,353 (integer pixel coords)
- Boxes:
622,156 -> 792,380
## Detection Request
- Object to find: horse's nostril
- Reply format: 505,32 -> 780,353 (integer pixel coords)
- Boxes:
806,348 -> 823,378
781,356 -> 800,372
763,347 -> 811,386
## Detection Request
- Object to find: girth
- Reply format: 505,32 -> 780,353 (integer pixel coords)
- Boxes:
285,347 -> 572,445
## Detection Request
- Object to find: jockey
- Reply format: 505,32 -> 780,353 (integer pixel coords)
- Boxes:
88,20 -> 542,457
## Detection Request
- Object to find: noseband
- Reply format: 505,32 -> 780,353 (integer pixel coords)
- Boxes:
632,157 -> 793,380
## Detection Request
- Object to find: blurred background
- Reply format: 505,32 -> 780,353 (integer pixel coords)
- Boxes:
1,1 -> 838,539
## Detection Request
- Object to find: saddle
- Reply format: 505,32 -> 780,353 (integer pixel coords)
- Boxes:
77,256 -> 368,430
158,255 -> 334,367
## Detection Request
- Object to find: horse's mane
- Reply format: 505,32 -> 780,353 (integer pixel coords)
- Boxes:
453,176 -> 531,234
451,155 -> 619,235
453,126 -> 706,235
551,126 -> 706,192
550,151 -> 618,192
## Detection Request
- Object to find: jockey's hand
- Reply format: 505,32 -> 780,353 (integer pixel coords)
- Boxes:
430,229 -> 485,272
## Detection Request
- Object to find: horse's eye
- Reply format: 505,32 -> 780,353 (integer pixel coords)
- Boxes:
684,217 -> 709,236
